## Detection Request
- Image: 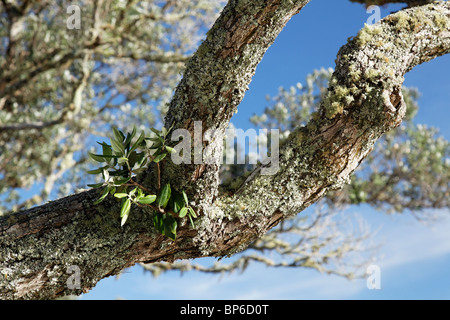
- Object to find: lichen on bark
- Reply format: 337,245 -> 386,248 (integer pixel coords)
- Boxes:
160,0 -> 311,214
0,0 -> 449,299
192,1 -> 450,257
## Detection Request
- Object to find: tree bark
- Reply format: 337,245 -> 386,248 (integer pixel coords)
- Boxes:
0,1 -> 449,299
161,0 -> 310,210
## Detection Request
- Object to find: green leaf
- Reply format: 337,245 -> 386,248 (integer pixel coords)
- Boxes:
114,193 -> 128,199
153,212 -> 177,240
120,214 -> 129,227
169,219 -> 177,234
170,192 -> 185,213
153,212 -> 164,233
91,154 -> 119,160
87,182 -> 104,188
102,169 -> 109,182
148,140 -> 162,149
179,207 -> 188,218
146,136 -> 162,142
130,130 -> 146,154
128,151 -> 146,169
94,186 -> 110,205
188,207 -> 197,218
182,190 -> 189,205
157,183 -> 171,208
89,152 -> 106,163
153,152 -> 167,163
132,168 -> 147,174
128,151 -> 138,168
108,169 -> 128,177
132,167 -> 147,174
124,126 -> 137,149
86,167 -> 104,174
165,146 -> 176,154
129,187 -> 138,197
118,157 -> 128,165
120,198 -> 131,226
130,125 -> 137,138
188,214 -> 195,229
138,195 -> 157,204
98,142 -> 112,156
150,128 -> 161,136
163,214 -> 177,241
113,127 -> 125,143
111,138 -> 125,156
161,127 -> 168,138
145,137 -> 164,144
103,154 -> 120,159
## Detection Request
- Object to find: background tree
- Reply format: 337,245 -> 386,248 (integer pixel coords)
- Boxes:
0,0 -> 448,299
0,0 -> 224,213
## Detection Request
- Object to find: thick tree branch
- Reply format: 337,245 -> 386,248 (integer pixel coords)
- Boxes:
0,1 -> 448,299
161,0 -> 310,211
196,1 -> 450,254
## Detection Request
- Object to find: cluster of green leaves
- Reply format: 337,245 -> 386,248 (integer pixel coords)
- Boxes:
87,126 -> 197,240
152,183 -> 197,241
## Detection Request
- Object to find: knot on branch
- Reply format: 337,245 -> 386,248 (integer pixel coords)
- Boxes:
384,86 -> 406,128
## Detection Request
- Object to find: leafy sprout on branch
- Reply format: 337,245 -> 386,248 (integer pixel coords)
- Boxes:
87,125 -> 197,240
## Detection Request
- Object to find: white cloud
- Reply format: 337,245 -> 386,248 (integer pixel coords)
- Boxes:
370,210 -> 450,270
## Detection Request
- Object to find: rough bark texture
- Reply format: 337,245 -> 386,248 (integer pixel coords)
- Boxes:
192,0 -> 450,256
0,1 -> 449,299
160,0 -> 310,212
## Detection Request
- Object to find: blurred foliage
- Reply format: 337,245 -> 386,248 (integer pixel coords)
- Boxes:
0,0 -> 224,214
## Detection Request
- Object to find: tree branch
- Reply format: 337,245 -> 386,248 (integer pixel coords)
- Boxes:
160,0 -> 311,210
198,1 -> 450,254
0,53 -> 92,133
0,1 -> 448,299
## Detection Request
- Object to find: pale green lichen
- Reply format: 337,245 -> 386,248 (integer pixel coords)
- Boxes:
326,101 -> 345,119
322,2 -> 450,124
355,23 -> 383,46
433,12 -> 449,29
393,11 -> 411,30
322,84 -> 355,119
365,68 -> 380,80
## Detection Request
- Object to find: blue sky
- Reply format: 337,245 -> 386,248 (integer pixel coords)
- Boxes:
81,0 -> 450,300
